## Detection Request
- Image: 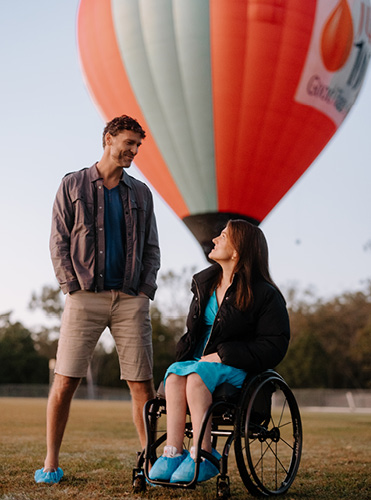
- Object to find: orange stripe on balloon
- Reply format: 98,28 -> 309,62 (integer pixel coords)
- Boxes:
77,0 -> 189,218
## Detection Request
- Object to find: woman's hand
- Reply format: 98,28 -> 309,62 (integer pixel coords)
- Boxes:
199,353 -> 222,363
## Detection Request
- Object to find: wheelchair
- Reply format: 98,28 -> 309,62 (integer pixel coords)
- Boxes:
133,369 -> 302,498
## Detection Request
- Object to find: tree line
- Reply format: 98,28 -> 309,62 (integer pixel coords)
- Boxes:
0,270 -> 370,389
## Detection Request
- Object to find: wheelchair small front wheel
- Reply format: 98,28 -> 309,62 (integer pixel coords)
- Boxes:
217,476 -> 231,499
234,373 -> 302,496
132,473 -> 146,493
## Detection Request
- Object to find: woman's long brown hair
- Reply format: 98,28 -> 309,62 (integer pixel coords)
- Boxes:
225,219 -> 281,310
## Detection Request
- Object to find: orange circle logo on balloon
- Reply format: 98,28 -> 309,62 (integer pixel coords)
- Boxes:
321,0 -> 354,71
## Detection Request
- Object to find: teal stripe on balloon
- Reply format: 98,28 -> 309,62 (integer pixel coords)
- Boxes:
111,0 -> 217,214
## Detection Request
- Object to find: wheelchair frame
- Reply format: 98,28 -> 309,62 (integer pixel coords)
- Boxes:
133,369 -> 302,498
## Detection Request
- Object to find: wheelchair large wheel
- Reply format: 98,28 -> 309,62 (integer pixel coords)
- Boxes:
234,373 -> 302,496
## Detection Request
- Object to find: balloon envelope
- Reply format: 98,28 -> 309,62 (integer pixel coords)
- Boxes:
77,0 -> 371,255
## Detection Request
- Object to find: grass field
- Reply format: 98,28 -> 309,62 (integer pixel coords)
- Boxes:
0,397 -> 370,500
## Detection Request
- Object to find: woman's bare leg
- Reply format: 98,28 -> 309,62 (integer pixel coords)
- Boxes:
165,374 -> 188,452
185,373 -> 213,453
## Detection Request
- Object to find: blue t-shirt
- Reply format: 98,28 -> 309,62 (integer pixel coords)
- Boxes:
104,186 -> 125,289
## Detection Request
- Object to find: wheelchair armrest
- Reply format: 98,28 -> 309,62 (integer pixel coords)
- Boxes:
212,382 -> 241,403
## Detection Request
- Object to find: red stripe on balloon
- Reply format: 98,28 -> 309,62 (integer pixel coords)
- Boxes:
210,0 -> 336,222
77,0 -> 189,218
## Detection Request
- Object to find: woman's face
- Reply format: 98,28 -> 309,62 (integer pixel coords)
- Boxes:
208,226 -> 237,263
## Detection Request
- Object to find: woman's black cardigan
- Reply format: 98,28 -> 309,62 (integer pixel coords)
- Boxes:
175,265 -> 290,374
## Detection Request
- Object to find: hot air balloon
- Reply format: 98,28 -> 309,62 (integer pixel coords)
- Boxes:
77,0 -> 371,256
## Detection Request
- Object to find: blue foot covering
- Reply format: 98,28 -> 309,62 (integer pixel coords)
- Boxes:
34,467 -> 64,484
170,448 -> 221,483
148,450 -> 189,481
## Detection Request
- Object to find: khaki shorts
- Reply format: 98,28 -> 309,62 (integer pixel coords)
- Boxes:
55,290 -> 153,381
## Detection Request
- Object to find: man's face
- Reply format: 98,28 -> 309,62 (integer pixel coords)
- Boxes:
106,130 -> 143,168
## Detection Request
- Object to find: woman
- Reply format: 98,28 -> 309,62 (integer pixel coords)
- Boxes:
149,220 -> 290,483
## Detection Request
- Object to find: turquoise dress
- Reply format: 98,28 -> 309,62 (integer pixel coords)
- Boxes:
164,291 -> 247,393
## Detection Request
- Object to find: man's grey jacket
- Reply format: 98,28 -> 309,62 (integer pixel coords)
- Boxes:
50,164 -> 160,300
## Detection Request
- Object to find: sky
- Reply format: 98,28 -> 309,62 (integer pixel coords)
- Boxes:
1,0 -> 371,331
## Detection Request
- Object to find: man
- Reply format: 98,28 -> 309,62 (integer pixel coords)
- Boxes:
35,115 -> 160,484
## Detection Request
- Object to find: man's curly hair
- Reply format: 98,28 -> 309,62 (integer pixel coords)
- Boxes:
102,115 -> 146,147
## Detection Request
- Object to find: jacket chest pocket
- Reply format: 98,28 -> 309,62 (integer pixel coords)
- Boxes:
129,197 -> 146,233
71,196 -> 95,228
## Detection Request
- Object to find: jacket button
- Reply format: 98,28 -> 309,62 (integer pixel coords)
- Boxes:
193,315 -> 197,319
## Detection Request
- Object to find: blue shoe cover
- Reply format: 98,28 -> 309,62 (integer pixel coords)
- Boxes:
34,467 -> 64,484
197,449 -> 221,483
170,448 -> 221,483
148,449 -> 189,481
170,453 -> 194,483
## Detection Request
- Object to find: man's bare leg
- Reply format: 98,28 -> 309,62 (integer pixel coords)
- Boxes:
43,374 -> 81,470
127,379 -> 155,449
